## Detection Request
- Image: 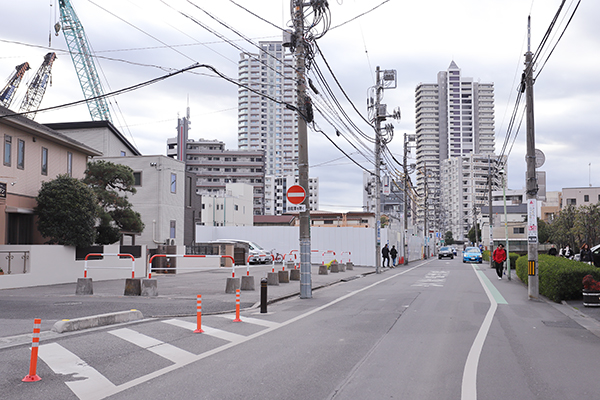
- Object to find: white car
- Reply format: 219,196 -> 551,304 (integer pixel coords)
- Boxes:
216,239 -> 272,264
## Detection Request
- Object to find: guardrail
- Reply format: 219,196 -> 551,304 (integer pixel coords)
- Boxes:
84,253 -> 135,278
0,250 -> 30,275
148,254 -> 235,278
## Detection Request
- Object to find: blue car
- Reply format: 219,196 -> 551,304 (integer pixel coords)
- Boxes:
463,247 -> 482,263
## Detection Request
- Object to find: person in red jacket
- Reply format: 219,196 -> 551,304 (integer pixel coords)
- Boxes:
492,244 -> 507,280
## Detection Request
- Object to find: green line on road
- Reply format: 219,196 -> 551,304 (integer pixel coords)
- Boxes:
474,266 -> 508,305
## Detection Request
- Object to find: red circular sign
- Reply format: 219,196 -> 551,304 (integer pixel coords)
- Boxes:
286,185 -> 306,205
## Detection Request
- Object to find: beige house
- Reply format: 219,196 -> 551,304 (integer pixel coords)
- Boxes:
0,106 -> 101,244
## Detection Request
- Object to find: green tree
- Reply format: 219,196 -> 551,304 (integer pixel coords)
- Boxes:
549,205 -> 578,247
444,231 -> 455,245
83,160 -> 144,244
35,174 -> 98,246
574,203 -> 600,246
537,218 -> 550,243
467,223 -> 481,244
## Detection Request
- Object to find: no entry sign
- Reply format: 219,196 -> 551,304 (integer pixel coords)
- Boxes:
286,185 -> 306,205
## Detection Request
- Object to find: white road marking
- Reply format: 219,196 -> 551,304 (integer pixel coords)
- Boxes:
411,270 -> 449,287
38,342 -> 116,400
162,318 -> 246,343
109,328 -> 196,364
215,314 -> 281,328
461,264 -> 506,400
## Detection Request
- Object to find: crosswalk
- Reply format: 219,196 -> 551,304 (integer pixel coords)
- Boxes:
37,314 -> 282,400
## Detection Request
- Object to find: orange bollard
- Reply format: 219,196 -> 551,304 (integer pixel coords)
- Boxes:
23,318 -> 42,382
233,289 -> 242,322
194,295 -> 204,333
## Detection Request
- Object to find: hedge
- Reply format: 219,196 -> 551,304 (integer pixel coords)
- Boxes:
515,254 -> 600,302
483,250 -> 519,269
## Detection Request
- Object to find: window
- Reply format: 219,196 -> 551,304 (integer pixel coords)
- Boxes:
120,151 -> 126,156
67,152 -> 73,177
41,147 -> 48,175
170,220 -> 176,238
170,173 -> 176,193
133,172 -> 142,186
566,198 -> 576,206
17,139 -> 24,169
584,194 -> 590,202
513,227 -> 525,234
4,135 -> 11,166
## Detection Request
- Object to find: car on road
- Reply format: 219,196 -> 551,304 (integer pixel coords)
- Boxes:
216,239 -> 272,264
438,246 -> 454,259
463,247 -> 482,263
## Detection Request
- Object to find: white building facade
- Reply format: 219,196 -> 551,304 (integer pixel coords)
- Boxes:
201,183 -> 254,227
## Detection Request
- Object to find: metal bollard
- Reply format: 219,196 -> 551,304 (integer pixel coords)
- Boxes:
260,277 -> 268,313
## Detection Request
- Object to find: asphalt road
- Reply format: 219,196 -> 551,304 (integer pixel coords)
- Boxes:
2,258 -> 600,399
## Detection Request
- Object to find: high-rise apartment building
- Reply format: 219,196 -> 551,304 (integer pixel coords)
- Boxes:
415,61 -> 496,237
237,41 -> 298,177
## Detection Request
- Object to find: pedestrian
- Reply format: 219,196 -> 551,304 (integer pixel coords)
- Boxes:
390,245 -> 398,267
562,244 -> 574,259
492,243 -> 507,280
382,244 -> 390,268
580,243 -> 593,264
548,245 -> 558,256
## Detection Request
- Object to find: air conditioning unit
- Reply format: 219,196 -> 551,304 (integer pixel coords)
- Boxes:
165,238 -> 176,246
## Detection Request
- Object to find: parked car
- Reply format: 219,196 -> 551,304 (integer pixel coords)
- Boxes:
216,239 -> 272,264
463,247 -> 482,263
438,246 -> 454,259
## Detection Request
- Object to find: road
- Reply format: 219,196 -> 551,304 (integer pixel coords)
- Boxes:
2,258 -> 600,399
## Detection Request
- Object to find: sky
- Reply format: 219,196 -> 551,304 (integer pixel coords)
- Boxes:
1,0 -> 599,212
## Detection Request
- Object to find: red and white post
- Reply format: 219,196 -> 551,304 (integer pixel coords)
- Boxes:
22,318 -> 42,382
194,295 -> 204,333
233,289 -> 242,322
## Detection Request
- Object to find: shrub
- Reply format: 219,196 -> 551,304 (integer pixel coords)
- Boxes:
516,254 -> 600,302
482,250 -> 490,261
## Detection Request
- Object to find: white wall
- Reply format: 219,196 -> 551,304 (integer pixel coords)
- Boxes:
195,226 -> 425,266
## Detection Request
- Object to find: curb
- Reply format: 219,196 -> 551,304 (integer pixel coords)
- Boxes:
52,309 -> 144,333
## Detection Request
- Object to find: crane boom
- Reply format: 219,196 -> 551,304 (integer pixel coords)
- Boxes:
0,62 -> 30,109
57,0 -> 112,122
19,52 -> 57,120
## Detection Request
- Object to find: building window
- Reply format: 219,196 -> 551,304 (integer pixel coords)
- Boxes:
41,147 -> 48,176
566,198 -> 576,206
133,172 -> 142,186
120,151 -> 126,156
170,173 -> 177,193
513,227 -> 525,234
67,152 -> 73,177
170,220 -> 176,238
4,135 -> 11,166
17,139 -> 24,169
584,194 -> 590,202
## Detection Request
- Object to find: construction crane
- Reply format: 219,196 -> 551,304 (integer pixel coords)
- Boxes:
19,52 -> 57,120
0,62 -> 30,109
56,0 -> 112,122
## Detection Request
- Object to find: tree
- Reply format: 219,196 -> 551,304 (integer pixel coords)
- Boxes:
549,205 -> 578,247
444,231 -> 455,245
35,174 -> 98,247
467,223 -> 481,244
83,160 -> 144,244
537,218 -> 550,243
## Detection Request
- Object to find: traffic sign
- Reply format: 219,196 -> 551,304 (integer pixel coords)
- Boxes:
287,185 -> 306,205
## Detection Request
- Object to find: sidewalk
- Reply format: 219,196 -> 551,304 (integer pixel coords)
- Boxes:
0,263 -> 373,342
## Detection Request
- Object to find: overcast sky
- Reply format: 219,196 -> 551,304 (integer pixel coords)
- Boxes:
2,0 -> 598,212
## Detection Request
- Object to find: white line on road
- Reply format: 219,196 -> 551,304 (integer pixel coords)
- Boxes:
461,264 -> 507,400
215,314 -> 281,328
38,342 -> 116,400
162,318 -> 247,343
109,328 -> 196,364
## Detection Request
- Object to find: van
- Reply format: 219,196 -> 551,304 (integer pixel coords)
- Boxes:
215,239 -> 272,264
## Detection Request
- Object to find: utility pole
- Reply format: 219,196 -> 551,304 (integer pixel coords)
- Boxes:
488,155 -> 494,267
525,16 -> 539,299
292,0 -> 312,298
403,133 -> 410,265
502,170 -> 511,280
473,204 -> 478,247
374,67 -> 383,274
423,162 -> 428,259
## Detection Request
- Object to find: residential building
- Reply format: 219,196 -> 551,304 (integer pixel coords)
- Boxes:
0,105 -> 101,244
480,204 -> 528,252
264,175 -> 319,215
416,61 -> 496,236
561,187 -> 600,209
237,41 -> 297,177
440,154 -> 504,241
167,137 -> 266,215
201,183 -> 254,227
541,191 -> 561,222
